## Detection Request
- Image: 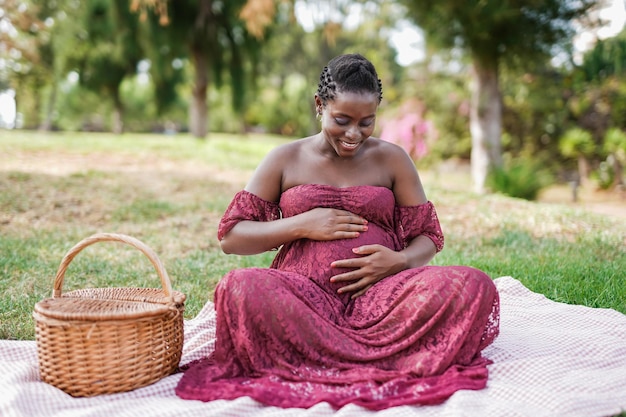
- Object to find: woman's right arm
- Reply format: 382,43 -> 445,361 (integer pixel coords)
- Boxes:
220,216 -> 307,255
220,208 -> 369,255
219,145 -> 368,255
219,145 -> 292,254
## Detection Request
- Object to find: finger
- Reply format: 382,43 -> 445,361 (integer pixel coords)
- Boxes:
329,271 -> 360,283
351,216 -> 368,225
330,258 -> 365,271
338,212 -> 367,225
330,222 -> 364,236
351,244 -> 379,255
341,223 -> 363,233
334,230 -> 361,239
337,282 -> 361,294
351,284 -> 373,299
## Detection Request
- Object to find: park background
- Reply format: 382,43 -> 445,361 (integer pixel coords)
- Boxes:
0,0 -> 625,341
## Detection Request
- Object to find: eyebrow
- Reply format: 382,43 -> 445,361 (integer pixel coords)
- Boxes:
333,112 -> 376,119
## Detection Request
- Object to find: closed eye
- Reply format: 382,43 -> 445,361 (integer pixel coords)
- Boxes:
335,117 -> 375,127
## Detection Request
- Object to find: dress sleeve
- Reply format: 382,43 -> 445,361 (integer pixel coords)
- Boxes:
217,190 -> 281,241
395,201 -> 444,252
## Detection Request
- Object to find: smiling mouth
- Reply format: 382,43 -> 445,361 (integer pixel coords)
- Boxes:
340,140 -> 359,149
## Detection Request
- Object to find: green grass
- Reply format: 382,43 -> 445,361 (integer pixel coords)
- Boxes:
1,130 -> 625,340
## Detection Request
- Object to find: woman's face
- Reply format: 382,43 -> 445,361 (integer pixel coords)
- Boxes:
317,90 -> 379,158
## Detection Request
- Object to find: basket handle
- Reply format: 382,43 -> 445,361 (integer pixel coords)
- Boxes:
52,233 -> 173,299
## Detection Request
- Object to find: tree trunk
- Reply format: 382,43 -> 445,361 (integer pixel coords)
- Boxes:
190,47 -> 209,138
578,155 -> 590,187
469,60 -> 503,194
611,156 -> 624,189
9,90 -> 18,129
39,81 -> 58,132
112,107 -> 123,134
111,89 -> 124,134
25,80 -> 44,129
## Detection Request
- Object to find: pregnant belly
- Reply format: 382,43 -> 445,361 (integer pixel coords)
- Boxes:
324,224 -> 394,264
278,223 -> 395,298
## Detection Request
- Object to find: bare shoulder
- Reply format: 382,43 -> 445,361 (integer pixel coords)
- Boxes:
260,137 -> 299,159
244,137 -> 310,201
368,137 -> 415,167
368,138 -> 427,205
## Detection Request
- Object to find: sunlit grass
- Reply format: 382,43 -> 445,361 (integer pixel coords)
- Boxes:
0,130 -> 289,171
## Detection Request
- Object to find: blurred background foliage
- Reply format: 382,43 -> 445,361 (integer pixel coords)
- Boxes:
1,0 -> 626,199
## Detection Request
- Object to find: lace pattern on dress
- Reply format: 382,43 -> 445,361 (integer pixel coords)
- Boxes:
217,190 -> 281,241
395,201 -> 444,252
177,185 -> 500,410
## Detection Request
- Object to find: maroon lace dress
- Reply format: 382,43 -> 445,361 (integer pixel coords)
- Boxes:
175,185 -> 500,410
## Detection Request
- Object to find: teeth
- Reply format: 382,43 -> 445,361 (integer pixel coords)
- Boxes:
341,141 -> 358,148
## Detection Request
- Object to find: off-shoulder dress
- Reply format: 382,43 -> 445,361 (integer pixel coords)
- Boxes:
176,184 -> 499,410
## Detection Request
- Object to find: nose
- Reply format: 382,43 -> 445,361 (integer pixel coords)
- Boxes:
345,125 -> 360,140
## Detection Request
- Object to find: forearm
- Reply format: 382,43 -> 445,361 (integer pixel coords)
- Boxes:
399,235 -> 438,270
219,216 -> 305,255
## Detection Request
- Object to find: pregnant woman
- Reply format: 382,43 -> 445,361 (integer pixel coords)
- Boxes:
175,53 -> 500,410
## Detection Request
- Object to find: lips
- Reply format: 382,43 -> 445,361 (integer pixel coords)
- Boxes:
340,140 -> 359,149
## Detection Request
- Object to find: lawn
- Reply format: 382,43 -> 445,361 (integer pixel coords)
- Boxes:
1,131 -> 625,340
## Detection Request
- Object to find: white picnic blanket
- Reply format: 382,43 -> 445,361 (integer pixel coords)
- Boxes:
1,276 -> 625,417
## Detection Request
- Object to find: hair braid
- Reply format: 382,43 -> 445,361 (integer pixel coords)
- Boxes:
316,54 -> 383,107
317,66 -> 337,104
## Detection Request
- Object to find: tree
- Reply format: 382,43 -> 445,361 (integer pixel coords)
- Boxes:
1,0 -> 146,132
580,29 -> 626,82
0,0 -> 56,129
575,28 -> 626,136
398,0 -> 602,193
603,127 -> 626,188
247,0 -> 403,137
133,0 -> 411,138
62,0 -> 145,133
134,0 -> 269,138
559,127 -> 595,186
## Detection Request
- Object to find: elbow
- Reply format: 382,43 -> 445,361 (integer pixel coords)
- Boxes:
219,231 -> 270,255
220,236 -> 256,255
219,237 -> 235,254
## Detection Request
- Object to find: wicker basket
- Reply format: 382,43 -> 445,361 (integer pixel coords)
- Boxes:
33,233 -> 186,397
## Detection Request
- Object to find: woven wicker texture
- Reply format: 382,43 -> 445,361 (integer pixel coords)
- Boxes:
33,233 -> 186,397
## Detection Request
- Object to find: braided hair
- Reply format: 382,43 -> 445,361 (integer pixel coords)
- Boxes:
316,54 -> 383,107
